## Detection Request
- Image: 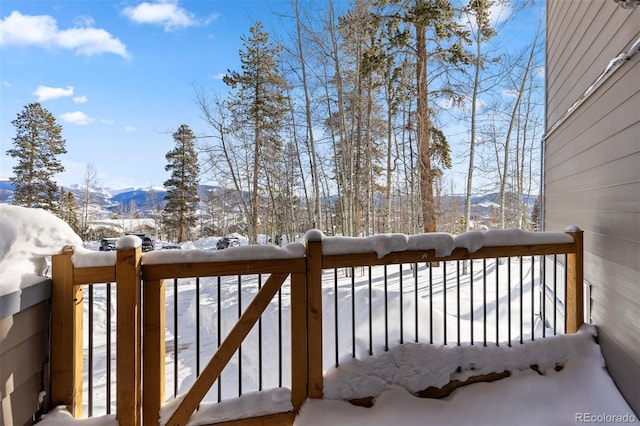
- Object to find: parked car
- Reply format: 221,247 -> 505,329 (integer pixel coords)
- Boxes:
162,243 -> 181,250
140,236 -> 155,252
216,236 -> 241,250
99,237 -> 118,251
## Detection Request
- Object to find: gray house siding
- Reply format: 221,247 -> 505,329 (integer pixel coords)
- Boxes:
545,0 -> 639,415
0,282 -> 51,426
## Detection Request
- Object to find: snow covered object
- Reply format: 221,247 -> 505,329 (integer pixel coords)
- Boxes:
0,204 -> 83,293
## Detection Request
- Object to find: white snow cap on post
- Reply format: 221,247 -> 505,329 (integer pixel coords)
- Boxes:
117,235 -> 142,250
304,229 -> 325,242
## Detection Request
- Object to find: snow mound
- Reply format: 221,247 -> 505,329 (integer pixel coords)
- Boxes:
38,406 -> 116,425
308,228 -> 576,259
323,325 -> 599,400
160,388 -> 292,426
0,204 -> 83,293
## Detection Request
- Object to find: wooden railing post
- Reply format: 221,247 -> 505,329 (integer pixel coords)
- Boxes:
51,247 -> 83,416
143,279 -> 166,426
117,246 -> 142,426
306,236 -> 323,398
290,272 -> 308,411
565,227 -> 584,333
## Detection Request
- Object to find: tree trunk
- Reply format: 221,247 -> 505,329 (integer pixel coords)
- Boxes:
416,12 -> 435,233
294,0 -> 321,229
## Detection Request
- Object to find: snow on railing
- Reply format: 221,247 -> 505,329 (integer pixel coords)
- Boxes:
49,227 -> 583,426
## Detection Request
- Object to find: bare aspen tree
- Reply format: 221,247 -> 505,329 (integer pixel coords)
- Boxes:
293,0 -> 322,229
324,0 -> 353,236
196,91 -> 253,237
461,0 -> 498,235
515,44 -> 543,230
499,24 -> 540,229
80,163 -> 99,239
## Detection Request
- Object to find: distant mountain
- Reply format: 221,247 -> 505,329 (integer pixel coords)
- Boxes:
0,179 -> 13,203
0,181 -> 221,217
438,192 -> 537,221
101,184 -> 222,215
0,179 -> 537,222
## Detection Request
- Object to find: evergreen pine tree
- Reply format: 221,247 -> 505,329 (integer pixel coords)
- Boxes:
369,0 -> 470,232
6,103 -> 67,211
223,22 -> 290,244
163,124 -> 200,242
58,188 -> 81,234
530,196 -> 541,231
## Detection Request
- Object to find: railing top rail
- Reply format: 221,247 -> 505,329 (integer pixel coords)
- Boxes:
74,265 -> 116,285
306,227 -> 580,269
320,243 -> 577,269
142,257 -> 306,280
61,228 -> 581,282
63,241 -> 307,282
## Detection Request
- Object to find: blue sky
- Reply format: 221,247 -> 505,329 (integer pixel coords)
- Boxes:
1,0 -> 543,191
1,0 -> 293,189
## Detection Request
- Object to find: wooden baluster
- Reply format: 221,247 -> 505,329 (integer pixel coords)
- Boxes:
143,279 -> 165,426
290,271 -> 308,411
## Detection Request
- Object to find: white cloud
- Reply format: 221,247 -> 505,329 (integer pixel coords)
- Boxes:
202,13 -> 220,26
2,80 -> 10,87
210,73 -> 225,80
122,1 -> 196,31
124,126 -> 137,133
73,15 -> 95,27
100,118 -> 115,124
55,27 -> 129,57
33,85 -> 74,101
73,95 -> 87,104
0,11 -> 129,58
60,111 -> 94,125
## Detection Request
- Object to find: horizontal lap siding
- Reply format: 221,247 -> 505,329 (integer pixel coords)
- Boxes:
0,301 -> 49,426
547,1 -> 605,125
545,0 -> 640,415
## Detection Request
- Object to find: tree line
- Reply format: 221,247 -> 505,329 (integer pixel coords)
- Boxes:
5,0 -> 543,244
196,0 -> 543,243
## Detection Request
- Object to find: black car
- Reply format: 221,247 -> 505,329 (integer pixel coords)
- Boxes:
99,237 -> 118,251
140,236 -> 155,252
216,237 -> 241,250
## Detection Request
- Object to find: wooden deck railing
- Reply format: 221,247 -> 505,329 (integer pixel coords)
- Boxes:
50,228 -> 583,426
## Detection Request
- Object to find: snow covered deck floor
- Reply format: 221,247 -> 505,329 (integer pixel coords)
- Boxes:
294,325 -> 638,426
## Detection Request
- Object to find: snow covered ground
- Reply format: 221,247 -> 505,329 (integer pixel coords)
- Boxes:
1,205 -> 636,425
